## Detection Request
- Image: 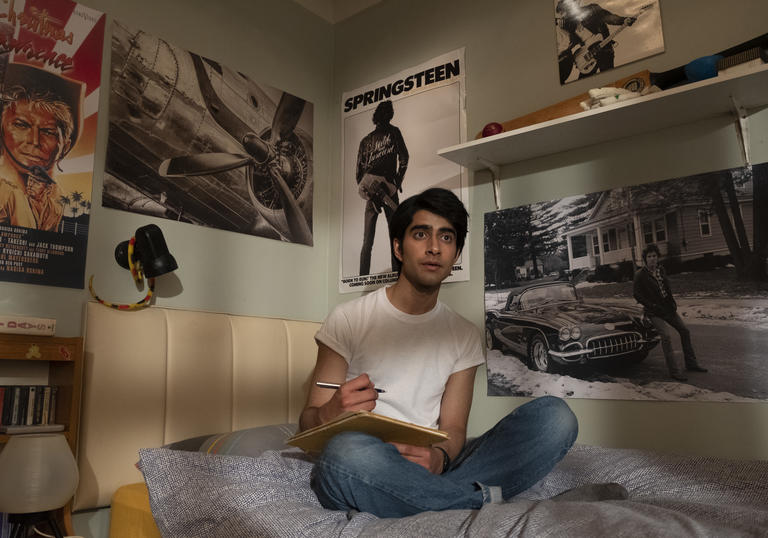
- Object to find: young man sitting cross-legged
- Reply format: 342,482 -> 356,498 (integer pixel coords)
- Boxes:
301,187 -> 624,518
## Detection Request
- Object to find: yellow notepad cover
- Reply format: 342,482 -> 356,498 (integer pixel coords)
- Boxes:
286,411 -> 448,452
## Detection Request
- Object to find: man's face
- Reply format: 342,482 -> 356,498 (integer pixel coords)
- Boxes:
2,100 -> 66,173
25,175 -> 51,201
393,209 -> 460,291
645,251 -> 659,270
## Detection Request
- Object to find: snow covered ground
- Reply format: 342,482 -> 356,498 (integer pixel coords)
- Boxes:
486,350 -> 756,402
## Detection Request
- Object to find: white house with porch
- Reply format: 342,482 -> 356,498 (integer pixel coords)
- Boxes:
564,180 -> 753,272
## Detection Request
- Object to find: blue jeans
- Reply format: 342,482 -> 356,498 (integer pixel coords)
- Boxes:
310,395 -> 578,518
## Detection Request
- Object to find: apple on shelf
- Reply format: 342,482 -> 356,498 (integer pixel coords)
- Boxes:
481,122 -> 504,137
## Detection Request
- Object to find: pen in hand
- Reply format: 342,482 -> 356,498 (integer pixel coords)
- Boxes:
316,381 -> 385,393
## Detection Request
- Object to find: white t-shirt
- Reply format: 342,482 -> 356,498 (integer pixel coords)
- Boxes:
315,287 -> 485,428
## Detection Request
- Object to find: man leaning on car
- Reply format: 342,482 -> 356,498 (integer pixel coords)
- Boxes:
633,244 -> 708,382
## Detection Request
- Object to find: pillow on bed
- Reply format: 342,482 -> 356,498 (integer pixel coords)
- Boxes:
164,423 -> 298,457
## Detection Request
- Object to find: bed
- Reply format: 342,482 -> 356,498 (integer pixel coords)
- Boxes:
75,303 -> 768,537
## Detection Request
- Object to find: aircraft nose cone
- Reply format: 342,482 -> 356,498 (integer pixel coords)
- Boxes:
242,133 -> 273,164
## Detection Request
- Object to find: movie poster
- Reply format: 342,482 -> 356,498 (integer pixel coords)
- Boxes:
555,0 -> 665,84
485,162 -> 768,403
102,21 -> 314,246
0,0 -> 105,288
339,49 -> 468,293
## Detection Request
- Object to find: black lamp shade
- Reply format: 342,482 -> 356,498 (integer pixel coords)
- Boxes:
114,224 -> 178,278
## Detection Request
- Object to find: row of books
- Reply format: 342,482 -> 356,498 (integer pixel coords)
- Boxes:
0,385 -> 58,427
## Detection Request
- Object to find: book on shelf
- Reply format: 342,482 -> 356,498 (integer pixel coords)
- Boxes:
1,387 -> 11,425
26,385 -> 36,426
0,384 -> 58,427
48,385 -> 58,424
41,386 -> 51,425
286,410 -> 449,453
11,386 -> 21,426
0,423 -> 65,434
0,314 -> 55,335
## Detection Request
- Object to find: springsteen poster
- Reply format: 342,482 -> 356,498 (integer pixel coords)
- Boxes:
0,0 -> 105,288
339,49 -> 468,293
102,21 -> 314,246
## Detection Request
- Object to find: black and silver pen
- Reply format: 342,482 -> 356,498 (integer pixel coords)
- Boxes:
316,381 -> 385,393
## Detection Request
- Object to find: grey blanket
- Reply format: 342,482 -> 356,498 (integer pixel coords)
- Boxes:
139,444 -> 768,537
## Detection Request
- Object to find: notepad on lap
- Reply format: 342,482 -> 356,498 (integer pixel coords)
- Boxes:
286,410 -> 449,452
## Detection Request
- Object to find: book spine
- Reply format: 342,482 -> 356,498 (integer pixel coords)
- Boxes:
26,385 -> 37,425
0,387 -> 4,426
0,315 -> 55,336
10,386 -> 20,426
5,387 -> 13,425
48,385 -> 58,424
41,386 -> 51,425
18,386 -> 28,426
33,385 -> 44,425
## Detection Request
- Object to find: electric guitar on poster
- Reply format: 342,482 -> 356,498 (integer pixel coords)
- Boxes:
572,3 -> 655,75
358,173 -> 398,213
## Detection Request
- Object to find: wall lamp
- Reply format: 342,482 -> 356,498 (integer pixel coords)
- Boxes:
89,224 -> 178,310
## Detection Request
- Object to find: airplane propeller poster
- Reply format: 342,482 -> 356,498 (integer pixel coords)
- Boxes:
103,21 -> 314,245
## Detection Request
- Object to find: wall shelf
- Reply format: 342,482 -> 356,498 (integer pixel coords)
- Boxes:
438,63 -> 768,185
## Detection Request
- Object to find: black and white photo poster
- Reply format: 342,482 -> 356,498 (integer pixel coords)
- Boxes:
555,0 -> 665,84
340,49 -> 468,293
485,163 -> 768,403
103,21 -> 314,245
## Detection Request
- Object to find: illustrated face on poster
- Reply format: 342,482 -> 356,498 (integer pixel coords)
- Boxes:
555,0 -> 665,84
103,21 -> 314,245
0,0 -> 106,289
485,163 -> 768,403
339,49 -> 468,293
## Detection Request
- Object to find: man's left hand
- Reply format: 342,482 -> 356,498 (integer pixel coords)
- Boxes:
389,442 -> 443,474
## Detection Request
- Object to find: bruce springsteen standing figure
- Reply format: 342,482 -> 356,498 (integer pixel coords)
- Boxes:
356,100 -> 409,275
633,244 -> 708,382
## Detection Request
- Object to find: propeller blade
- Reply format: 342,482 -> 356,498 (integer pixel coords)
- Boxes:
190,52 -> 251,143
271,93 -> 305,144
158,153 -> 253,177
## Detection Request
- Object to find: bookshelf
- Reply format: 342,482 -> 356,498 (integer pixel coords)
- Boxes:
0,333 -> 83,454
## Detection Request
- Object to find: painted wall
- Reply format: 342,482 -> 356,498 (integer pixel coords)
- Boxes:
0,0 -> 335,336
332,0 -> 768,460
4,0 -> 767,470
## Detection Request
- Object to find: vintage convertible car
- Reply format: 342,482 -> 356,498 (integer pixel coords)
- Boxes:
485,281 -> 659,372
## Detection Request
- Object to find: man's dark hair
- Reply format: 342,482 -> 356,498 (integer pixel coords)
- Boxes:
642,243 -> 661,262
372,100 -> 394,126
388,187 -> 469,273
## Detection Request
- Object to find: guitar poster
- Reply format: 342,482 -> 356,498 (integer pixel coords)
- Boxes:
339,49 -> 468,293
555,0 -> 665,84
0,0 -> 105,289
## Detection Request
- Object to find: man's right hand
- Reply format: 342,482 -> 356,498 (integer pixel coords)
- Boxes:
318,373 -> 379,424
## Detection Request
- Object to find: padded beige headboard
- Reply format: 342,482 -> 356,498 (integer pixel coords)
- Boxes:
74,302 -> 320,511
